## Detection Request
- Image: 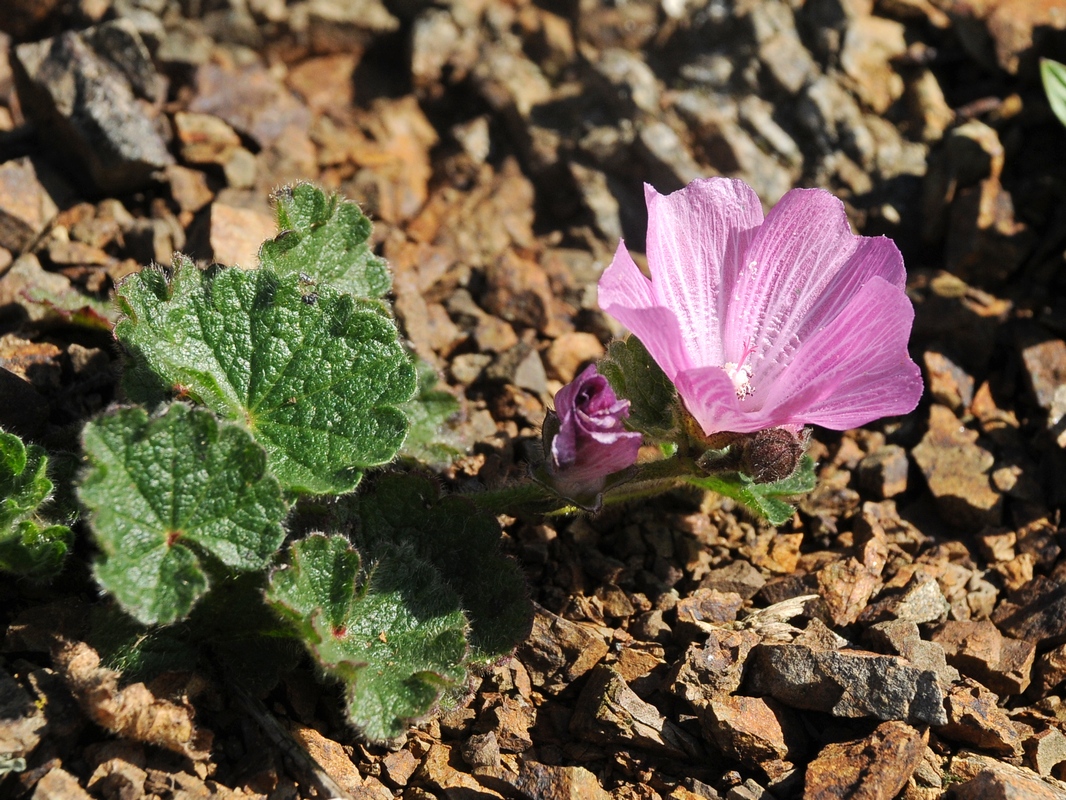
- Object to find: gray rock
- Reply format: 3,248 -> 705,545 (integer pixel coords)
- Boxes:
13,25 -> 173,194
748,643 -> 948,726
589,48 -> 660,116
636,121 -> 703,192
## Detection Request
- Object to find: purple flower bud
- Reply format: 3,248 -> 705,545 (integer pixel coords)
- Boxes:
545,364 -> 642,500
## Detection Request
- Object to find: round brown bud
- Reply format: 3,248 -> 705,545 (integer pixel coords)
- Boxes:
739,427 -> 809,484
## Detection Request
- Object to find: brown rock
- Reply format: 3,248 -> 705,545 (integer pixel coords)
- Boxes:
816,556 -> 882,627
923,350 -> 975,413
938,678 -> 1023,755
380,748 -> 419,787
517,604 -> 609,694
571,666 -> 702,759
419,742 -> 505,798
32,768 -> 94,800
839,16 -> 907,113
930,620 -> 1035,696
1026,728 -> 1066,777
482,697 -> 535,753
0,158 -> 58,254
947,756 -> 1066,800
701,695 -> 801,771
858,571 -> 950,626
700,561 -> 766,601
1018,328 -> 1066,412
667,628 -> 761,704
911,404 -> 1002,529
1032,644 -> 1066,697
991,574 -> 1066,649
0,668 -> 45,759
285,53 -> 359,115
545,332 -> 605,383
804,721 -> 925,800
674,589 -> 745,638
462,730 -> 501,770
505,760 -> 611,800
208,203 -> 276,268
856,445 -> 909,499
290,724 -> 365,796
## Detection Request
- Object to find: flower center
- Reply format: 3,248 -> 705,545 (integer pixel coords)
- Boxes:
724,340 -> 756,399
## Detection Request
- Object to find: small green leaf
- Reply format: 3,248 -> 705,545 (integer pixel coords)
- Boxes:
686,456 -> 816,526
0,429 -> 72,579
598,336 -> 677,439
1042,58 -> 1066,128
351,474 -> 531,663
265,534 -> 469,742
79,403 -> 288,625
115,259 -> 416,494
399,360 -> 464,466
259,183 -> 391,299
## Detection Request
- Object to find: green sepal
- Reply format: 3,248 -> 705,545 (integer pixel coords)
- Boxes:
79,403 -> 288,625
349,474 -> 531,662
1042,58 -> 1066,128
115,259 -> 416,494
265,533 -> 469,743
0,429 -> 72,580
685,455 -> 817,526
259,183 -> 391,299
598,336 -> 677,439
398,359 -> 464,466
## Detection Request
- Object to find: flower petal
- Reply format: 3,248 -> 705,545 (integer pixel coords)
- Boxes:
644,179 -> 764,367
598,241 -> 694,379
723,189 -> 906,385
673,366 -> 755,434
760,276 -> 923,430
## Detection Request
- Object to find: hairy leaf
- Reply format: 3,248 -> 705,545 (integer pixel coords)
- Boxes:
79,403 -> 288,625
399,359 -> 464,466
0,429 -> 72,579
259,183 -> 391,299
266,534 -> 468,742
686,456 -> 817,526
115,259 -> 416,494
598,336 -> 677,439
350,474 -> 530,662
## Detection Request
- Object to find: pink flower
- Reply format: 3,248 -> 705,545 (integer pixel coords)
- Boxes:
598,178 -> 923,435
547,364 -> 642,497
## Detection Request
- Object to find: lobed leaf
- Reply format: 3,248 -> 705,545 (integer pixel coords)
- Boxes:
79,403 -> 288,625
350,474 -> 531,663
0,429 -> 72,579
686,455 -> 817,526
265,534 -> 469,742
598,336 -> 677,439
115,259 -> 416,494
259,183 -> 392,299
398,359 -> 464,466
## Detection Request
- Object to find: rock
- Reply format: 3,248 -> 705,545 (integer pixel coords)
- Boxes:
864,620 -> 960,689
938,679 -> 1023,755
905,68 -> 956,144
13,24 -> 172,194
747,0 -> 819,94
481,697 -> 535,753
462,730 -> 501,770
856,445 -> 909,499
571,666 -> 702,759
190,61 -> 311,150
991,573 -> 1066,649
588,48 -> 660,116
911,404 -> 1002,530
380,748 -> 419,787
816,556 -> 883,627
942,0 -> 1066,76
930,620 -> 1035,696
797,75 -> 875,169
667,628 -> 761,703
748,643 -> 948,726
0,0 -> 64,38
674,589 -> 745,638
839,16 -> 907,113
701,695 -> 802,775
419,742 -> 505,799
923,350 -> 976,413
700,561 -> 766,601
544,332 -> 604,383
207,203 -> 276,268
32,769 -> 94,800
285,53 -> 358,115
499,760 -> 612,800
0,158 -> 59,254
947,751 -> 1066,799
290,724 -> 366,796
1026,728 -> 1066,777
858,571 -> 951,626
0,668 -> 45,759
517,604 -> 609,694
636,120 -> 705,192
1032,644 -> 1066,698
294,0 -> 400,56
1017,327 -> 1066,412
803,721 -> 925,800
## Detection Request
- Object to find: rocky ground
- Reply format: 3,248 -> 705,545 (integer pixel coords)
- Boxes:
3,0 -> 1066,798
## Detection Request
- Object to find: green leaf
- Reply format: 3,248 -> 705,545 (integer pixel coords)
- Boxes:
685,455 -> 817,526
265,534 -> 469,743
259,183 -> 391,299
79,403 -> 288,625
598,336 -> 677,439
0,429 -> 72,579
399,359 -> 464,466
1042,58 -> 1066,128
115,259 -> 416,494
350,474 -> 531,663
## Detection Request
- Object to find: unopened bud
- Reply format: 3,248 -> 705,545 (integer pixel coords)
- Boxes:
739,427 -> 810,484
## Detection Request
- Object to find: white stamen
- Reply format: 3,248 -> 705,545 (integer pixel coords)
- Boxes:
724,361 -> 754,399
